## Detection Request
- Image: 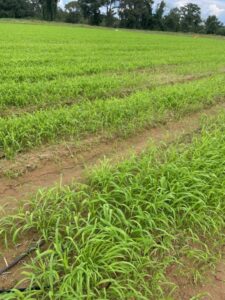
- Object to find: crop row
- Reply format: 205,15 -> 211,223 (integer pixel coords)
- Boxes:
1,74 -> 225,158
0,67 -> 179,112
2,112 -> 225,299
0,54 -> 224,83
0,24 -> 224,118
0,24 -> 225,84
1,65 -> 216,114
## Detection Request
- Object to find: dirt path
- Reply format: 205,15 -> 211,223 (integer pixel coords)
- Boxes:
1,102 -> 225,214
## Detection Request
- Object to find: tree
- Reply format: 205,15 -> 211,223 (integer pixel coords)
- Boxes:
119,0 -> 154,29
78,0 -> 105,25
180,3 -> 202,32
39,0 -> 59,21
65,1 -> 82,23
0,0 -> 33,18
104,0 -> 117,27
205,15 -> 222,34
217,26 -> 225,36
153,0 -> 165,30
164,7 -> 180,32
29,0 -> 42,18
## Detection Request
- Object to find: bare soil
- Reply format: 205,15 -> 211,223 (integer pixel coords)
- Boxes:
171,260 -> 225,299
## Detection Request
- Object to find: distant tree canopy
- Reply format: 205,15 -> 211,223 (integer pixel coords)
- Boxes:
119,0 -> 154,29
64,1 -> 224,36
164,8 -> 180,32
205,15 -> 223,34
65,1 -> 82,23
180,3 -> 202,32
0,0 -> 57,20
0,0 -> 224,36
153,1 -> 166,30
39,0 -> 59,21
78,0 -> 105,25
0,0 -> 34,18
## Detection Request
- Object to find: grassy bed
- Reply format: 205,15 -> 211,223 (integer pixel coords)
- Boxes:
0,66 -> 184,113
1,23 -> 225,83
0,21 -> 224,161
1,73 -> 225,158
1,113 -> 225,299
0,22 -> 225,112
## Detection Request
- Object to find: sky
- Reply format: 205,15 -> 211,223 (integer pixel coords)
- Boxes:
59,0 -> 225,23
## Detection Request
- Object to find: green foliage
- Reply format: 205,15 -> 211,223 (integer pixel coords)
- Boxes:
39,0 -> 59,21
65,0 -> 82,23
0,23 -> 225,157
119,0 -> 154,29
0,1 -> 224,35
78,0 -> 105,25
0,21 -> 225,300
205,15 -> 223,34
104,0 -> 117,27
1,114 -> 225,299
180,3 -> 202,33
153,0 -> 165,30
164,8 -> 180,32
63,0 -> 225,36
1,73 -> 225,157
0,0 -> 34,18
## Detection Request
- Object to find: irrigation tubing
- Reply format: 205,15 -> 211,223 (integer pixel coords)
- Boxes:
0,239 -> 45,293
0,286 -> 43,294
0,240 -> 112,294
0,239 -> 44,276
0,283 -> 112,294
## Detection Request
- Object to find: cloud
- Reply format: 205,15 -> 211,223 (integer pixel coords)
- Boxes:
165,0 -> 225,22
208,3 -> 225,17
59,0 -> 65,8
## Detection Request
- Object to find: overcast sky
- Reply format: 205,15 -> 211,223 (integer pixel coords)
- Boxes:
59,0 -> 225,23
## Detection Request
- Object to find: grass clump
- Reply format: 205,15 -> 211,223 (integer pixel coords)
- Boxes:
1,114 -> 225,299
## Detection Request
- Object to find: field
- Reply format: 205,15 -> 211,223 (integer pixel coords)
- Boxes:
0,21 -> 225,299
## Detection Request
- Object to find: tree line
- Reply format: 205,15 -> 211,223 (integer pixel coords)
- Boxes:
0,0 -> 225,36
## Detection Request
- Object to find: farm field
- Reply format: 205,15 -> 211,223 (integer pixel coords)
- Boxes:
0,23 -> 225,158
0,21 -> 225,299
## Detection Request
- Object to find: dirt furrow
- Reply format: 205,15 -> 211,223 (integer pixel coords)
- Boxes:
1,101 -> 225,213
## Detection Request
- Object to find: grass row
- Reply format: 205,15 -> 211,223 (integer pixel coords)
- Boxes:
1,74 -> 225,158
1,23 -> 224,82
1,67 -> 223,115
0,23 -> 225,115
1,113 -> 225,299
0,67 -> 181,112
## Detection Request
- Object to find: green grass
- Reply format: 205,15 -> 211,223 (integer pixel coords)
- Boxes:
0,20 -> 225,300
1,113 -> 225,299
1,73 -> 225,158
0,22 -> 224,159
0,23 -> 224,113
0,66 -> 185,114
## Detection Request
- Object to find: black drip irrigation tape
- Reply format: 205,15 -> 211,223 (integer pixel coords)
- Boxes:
0,283 -> 112,294
0,286 -> 43,293
0,239 -> 45,294
0,240 -> 112,294
0,239 -> 44,276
